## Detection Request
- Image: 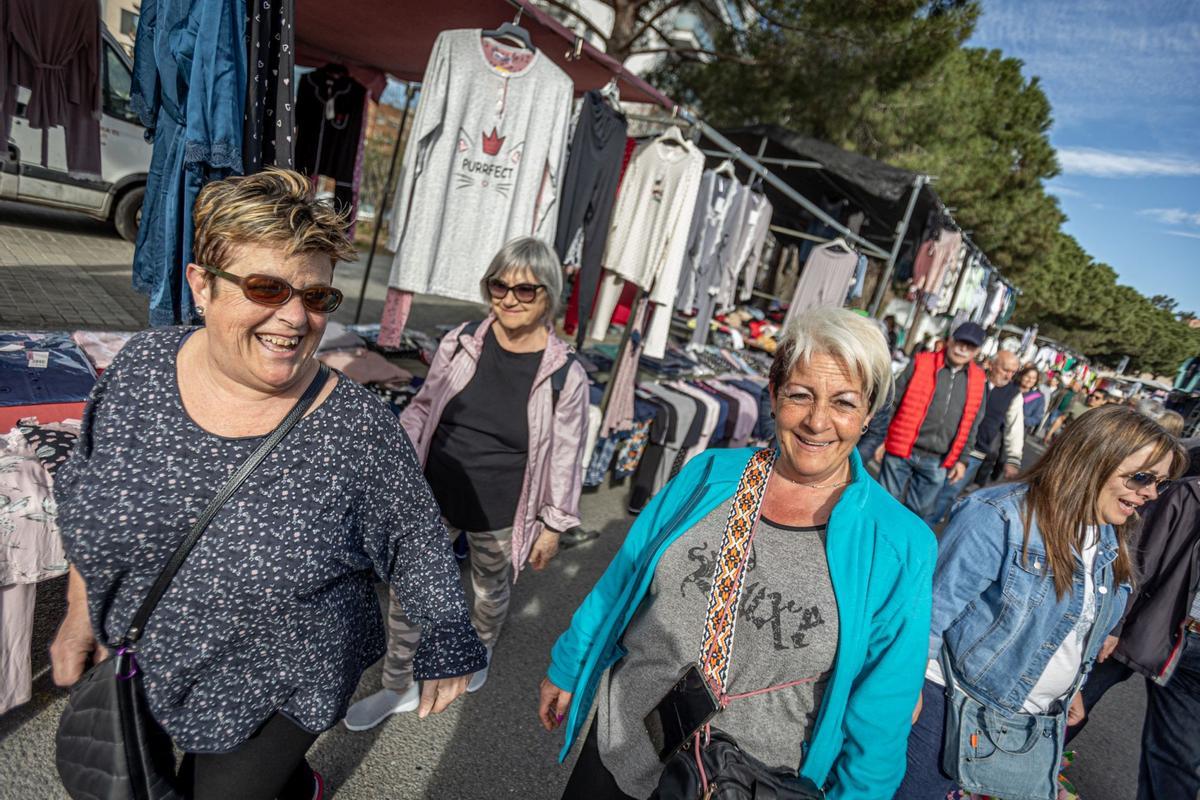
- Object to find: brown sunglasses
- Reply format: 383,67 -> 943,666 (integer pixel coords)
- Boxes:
201,264 -> 343,313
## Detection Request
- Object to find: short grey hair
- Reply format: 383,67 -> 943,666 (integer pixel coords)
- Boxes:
479,237 -> 563,324
769,306 -> 894,418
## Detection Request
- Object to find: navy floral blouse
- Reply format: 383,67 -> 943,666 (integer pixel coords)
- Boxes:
55,328 -> 486,752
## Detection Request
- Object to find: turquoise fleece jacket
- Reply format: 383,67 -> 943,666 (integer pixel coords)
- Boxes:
548,447 -> 936,799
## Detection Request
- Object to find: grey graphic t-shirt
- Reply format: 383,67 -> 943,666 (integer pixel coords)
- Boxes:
597,499 -> 839,797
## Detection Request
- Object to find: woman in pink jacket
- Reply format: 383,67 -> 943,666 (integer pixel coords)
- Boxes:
345,237 -> 589,730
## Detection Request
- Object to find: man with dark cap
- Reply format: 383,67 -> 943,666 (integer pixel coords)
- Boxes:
874,322 -> 988,522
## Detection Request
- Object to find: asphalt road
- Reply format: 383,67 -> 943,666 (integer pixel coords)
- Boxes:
0,203 -> 1145,798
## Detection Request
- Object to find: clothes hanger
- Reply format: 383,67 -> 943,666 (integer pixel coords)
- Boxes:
714,159 -> 735,178
482,8 -> 535,51
656,125 -> 688,147
825,236 -> 854,254
599,78 -> 622,110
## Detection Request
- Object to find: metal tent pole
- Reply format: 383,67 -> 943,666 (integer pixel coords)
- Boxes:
681,113 -> 891,261
869,174 -> 927,318
353,81 -> 416,325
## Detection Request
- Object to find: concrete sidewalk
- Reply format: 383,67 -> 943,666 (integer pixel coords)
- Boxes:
0,200 -> 482,333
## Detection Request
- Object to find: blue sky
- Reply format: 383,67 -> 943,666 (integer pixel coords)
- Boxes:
968,0 -> 1200,315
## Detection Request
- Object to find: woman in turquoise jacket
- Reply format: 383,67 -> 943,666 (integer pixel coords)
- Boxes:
538,308 -> 936,799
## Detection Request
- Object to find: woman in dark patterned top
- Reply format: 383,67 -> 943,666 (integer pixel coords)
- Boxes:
48,169 -> 486,800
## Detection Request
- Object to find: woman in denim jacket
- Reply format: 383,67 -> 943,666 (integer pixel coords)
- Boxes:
896,405 -> 1187,799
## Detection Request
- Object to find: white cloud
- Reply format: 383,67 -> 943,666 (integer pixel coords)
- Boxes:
1046,184 -> 1084,198
1140,208 -> 1200,226
1164,230 -> 1200,240
1058,148 -> 1200,177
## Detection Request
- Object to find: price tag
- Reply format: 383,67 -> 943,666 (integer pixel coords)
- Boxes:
27,350 -> 49,369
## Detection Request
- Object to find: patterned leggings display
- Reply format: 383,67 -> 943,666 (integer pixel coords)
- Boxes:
382,526 -> 513,691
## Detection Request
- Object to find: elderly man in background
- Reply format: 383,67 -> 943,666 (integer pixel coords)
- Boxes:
874,322 -> 988,523
928,350 -> 1025,524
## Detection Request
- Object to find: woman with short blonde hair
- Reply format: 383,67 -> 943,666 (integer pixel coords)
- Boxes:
540,307 -> 935,799
51,169 -> 486,799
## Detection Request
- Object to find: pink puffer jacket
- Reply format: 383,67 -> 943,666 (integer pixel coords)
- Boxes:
399,316 -> 589,578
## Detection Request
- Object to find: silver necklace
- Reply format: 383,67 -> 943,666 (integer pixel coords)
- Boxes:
773,467 -> 851,490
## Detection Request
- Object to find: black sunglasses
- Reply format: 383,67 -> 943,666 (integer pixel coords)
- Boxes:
487,278 -> 545,304
202,265 -> 343,314
1124,472 -> 1172,494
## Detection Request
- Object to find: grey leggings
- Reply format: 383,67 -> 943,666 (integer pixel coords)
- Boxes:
382,526 -> 512,691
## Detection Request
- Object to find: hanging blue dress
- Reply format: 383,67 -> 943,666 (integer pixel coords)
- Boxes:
131,0 -> 246,326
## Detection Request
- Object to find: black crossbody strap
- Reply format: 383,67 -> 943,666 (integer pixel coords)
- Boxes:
123,364 -> 330,644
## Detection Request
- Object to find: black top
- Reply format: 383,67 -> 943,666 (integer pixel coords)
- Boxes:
294,64 -> 366,215
55,328 -> 486,752
425,328 -> 543,532
975,381 -> 1021,457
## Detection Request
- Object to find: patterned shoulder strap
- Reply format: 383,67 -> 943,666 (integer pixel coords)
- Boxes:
696,448 -> 774,696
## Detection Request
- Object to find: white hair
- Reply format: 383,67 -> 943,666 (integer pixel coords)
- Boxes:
479,237 -> 563,324
770,306 -> 894,417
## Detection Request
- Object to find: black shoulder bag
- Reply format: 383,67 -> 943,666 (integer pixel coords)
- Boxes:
55,365 -> 330,800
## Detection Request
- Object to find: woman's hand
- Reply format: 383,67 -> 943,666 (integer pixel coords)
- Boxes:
528,529 -> 561,571
1067,692 -> 1086,727
538,676 -> 573,731
417,675 -> 469,718
1098,635 -> 1120,663
873,444 -> 885,464
50,567 -> 106,687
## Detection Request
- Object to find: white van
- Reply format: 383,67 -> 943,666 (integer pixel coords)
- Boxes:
1,26 -> 151,242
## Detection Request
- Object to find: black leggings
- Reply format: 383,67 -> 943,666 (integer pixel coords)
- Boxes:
177,713 -> 318,800
561,718 -> 637,800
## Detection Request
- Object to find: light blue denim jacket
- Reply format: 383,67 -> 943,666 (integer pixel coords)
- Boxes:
930,483 -> 1130,716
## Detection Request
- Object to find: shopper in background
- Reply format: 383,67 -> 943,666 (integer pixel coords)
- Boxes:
345,237 -> 589,731
927,350 -> 1024,525
540,307 -> 936,800
875,322 -> 988,523
895,405 -> 1186,800
1044,389 -> 1106,442
49,170 -> 486,800
1066,475 -> 1200,800
1019,366 -> 1047,432
1043,376 -> 1079,434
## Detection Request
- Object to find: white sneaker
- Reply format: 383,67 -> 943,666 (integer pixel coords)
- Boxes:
343,685 -> 419,731
467,649 -> 492,693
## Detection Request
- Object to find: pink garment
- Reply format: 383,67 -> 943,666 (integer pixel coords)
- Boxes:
378,288 -> 414,347
0,583 -> 36,715
399,316 -> 589,579
910,229 -> 964,296
317,348 -> 412,387
345,91 -> 371,240
599,298 -> 649,438
70,331 -> 134,371
0,430 -> 66,586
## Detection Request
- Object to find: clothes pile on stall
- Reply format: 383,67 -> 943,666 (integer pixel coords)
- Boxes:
0,332 -> 105,715
577,341 -> 773,511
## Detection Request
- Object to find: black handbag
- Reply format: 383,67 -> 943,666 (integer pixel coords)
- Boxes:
653,729 -> 824,800
54,365 -> 329,800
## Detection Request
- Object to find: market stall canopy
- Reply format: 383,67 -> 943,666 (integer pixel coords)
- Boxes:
293,0 -> 674,106
720,124 -> 939,250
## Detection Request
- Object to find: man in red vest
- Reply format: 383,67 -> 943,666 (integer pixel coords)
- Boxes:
874,322 -> 988,522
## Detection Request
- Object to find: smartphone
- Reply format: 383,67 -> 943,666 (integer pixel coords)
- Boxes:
644,663 -> 721,762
